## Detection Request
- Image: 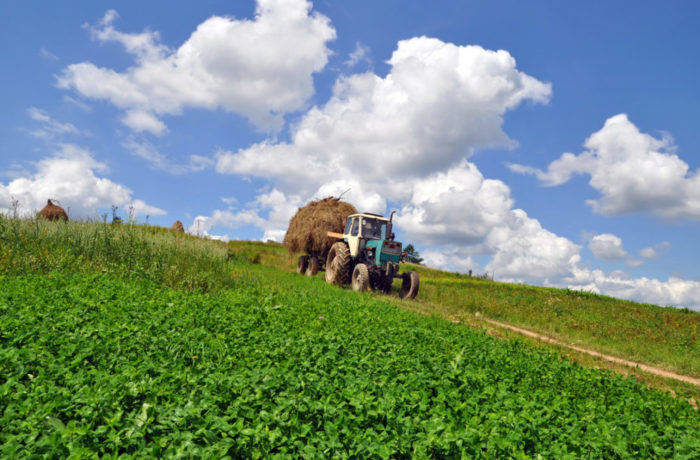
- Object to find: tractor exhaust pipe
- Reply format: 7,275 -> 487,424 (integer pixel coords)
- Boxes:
388,210 -> 397,240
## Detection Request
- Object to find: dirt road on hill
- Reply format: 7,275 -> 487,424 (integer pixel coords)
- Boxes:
400,300 -> 700,392
480,318 -> 700,388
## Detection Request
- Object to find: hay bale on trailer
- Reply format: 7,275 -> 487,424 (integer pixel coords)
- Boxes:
171,220 -> 185,233
37,199 -> 68,222
284,197 -> 357,275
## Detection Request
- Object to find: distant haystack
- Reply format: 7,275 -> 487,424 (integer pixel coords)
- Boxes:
171,220 -> 185,233
37,199 -> 68,222
284,197 -> 357,255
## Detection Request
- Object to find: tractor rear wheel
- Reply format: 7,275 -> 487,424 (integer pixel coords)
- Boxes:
296,255 -> 308,275
306,256 -> 320,276
400,271 -> 420,299
351,263 -> 369,291
325,242 -> 350,285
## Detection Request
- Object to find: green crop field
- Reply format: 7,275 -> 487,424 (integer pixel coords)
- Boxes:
232,241 -> 700,387
1,217 -> 699,457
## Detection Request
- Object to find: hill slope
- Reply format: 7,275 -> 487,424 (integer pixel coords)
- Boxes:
229,240 -> 700,381
1,217 -> 698,456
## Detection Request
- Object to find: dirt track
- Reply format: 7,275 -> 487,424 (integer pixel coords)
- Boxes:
400,299 -> 700,392
481,318 -> 700,388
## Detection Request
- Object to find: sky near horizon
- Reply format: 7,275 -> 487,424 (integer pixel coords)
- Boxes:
2,0 -> 700,309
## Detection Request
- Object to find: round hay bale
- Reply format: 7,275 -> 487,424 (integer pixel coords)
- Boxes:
171,220 -> 185,233
37,199 -> 68,222
284,197 -> 357,256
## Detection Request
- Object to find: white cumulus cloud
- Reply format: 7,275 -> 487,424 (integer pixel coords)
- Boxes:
567,267 -> 700,311
396,161 -> 514,246
218,36 -> 551,188
484,209 -> 582,282
189,188 -> 302,242
57,0 -> 336,134
0,144 -> 165,218
589,233 -> 628,260
509,114 -> 700,220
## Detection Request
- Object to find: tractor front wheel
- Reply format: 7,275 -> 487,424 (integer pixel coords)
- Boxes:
296,255 -> 308,275
325,242 -> 350,285
400,271 -> 420,299
352,263 -> 369,292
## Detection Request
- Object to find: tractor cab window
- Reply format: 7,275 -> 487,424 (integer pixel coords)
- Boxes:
344,217 -> 353,235
362,218 -> 385,240
350,217 -> 359,236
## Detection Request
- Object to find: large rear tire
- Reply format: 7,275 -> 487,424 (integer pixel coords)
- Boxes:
400,271 -> 419,299
325,242 -> 351,285
296,255 -> 308,275
351,263 -> 369,292
306,256 -> 319,276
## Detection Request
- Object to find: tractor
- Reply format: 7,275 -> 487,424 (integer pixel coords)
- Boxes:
324,212 -> 419,299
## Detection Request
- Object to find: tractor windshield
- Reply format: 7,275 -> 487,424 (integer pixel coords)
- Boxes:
362,218 -> 386,240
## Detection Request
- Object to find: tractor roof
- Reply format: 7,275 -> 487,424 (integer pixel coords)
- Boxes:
348,213 -> 390,222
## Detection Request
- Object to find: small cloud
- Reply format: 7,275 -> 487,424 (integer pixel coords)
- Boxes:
1,162 -> 31,180
638,241 -> 671,259
625,259 -> 644,269
63,96 -> 92,112
39,48 -> 59,61
657,241 -> 671,251
122,110 -> 168,136
589,233 -> 627,260
123,137 -> 214,174
100,9 -> 119,26
344,42 -> 372,68
26,107 -> 89,139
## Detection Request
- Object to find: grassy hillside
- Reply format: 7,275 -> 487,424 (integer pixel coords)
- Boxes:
1,217 -> 699,456
229,240 -> 700,381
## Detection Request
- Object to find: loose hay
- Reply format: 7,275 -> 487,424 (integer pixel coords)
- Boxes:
171,220 -> 185,233
37,199 -> 68,222
284,197 -> 357,256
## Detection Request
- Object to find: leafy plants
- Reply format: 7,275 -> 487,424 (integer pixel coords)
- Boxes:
1,217 -> 698,456
0,273 -> 697,456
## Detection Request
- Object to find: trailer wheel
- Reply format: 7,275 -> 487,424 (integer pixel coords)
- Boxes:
306,256 -> 320,276
325,242 -> 350,285
352,263 -> 369,292
400,271 -> 419,299
296,255 -> 308,275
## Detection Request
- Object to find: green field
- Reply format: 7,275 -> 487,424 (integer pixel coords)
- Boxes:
233,241 -> 700,384
1,217 -> 699,457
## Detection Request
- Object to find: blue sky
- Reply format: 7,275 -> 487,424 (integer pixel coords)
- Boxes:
2,1 -> 700,308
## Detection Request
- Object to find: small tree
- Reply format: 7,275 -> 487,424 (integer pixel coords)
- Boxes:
404,244 -> 424,264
